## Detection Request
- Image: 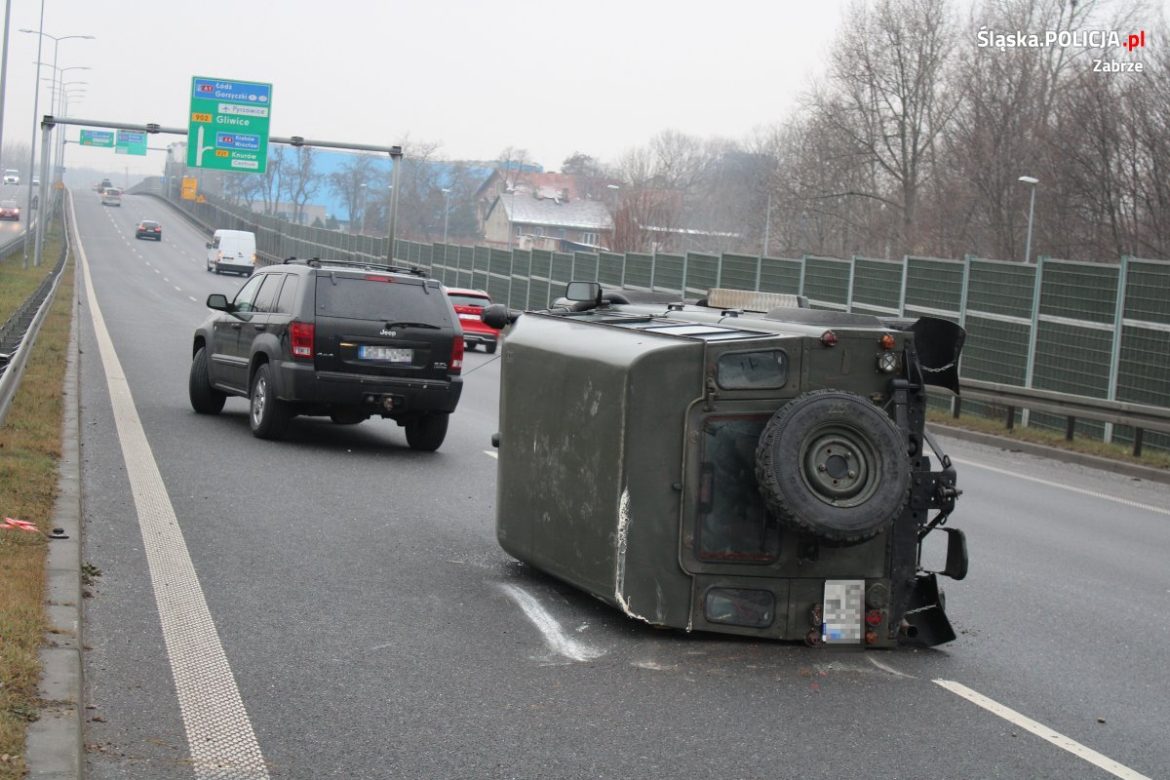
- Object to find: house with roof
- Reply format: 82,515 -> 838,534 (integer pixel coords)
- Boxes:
483,187 -> 615,251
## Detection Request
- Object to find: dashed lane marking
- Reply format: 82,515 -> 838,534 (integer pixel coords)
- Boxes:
934,680 -> 1151,780
484,450 -> 498,459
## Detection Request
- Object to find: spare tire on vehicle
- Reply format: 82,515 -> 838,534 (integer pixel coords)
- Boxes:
754,389 -> 911,543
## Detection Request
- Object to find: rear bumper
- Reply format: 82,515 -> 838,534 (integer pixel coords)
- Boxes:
214,261 -> 254,274
274,361 -> 463,414
463,331 -> 498,347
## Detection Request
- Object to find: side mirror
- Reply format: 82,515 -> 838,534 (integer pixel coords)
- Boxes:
206,293 -> 231,312
565,281 -> 601,303
481,303 -> 517,330
205,242 -> 214,249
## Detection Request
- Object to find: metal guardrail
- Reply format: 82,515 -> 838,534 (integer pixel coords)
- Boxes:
949,379 -> 1170,456
0,197 -> 69,426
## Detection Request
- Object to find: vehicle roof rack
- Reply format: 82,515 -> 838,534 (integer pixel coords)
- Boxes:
280,256 -> 428,277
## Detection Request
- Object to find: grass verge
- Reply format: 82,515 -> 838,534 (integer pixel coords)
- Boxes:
0,222 -> 71,780
0,241 -> 54,325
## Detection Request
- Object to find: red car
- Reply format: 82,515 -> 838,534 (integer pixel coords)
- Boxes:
0,200 -> 20,221
446,287 -> 500,353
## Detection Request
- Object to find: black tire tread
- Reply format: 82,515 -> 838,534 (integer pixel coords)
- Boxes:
754,389 -> 910,543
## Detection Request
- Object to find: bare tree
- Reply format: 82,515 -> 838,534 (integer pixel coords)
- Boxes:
282,148 -> 321,225
327,153 -> 378,232
814,0 -> 960,254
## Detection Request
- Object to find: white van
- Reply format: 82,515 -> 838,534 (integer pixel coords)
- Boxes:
100,187 -> 122,206
206,229 -> 257,276
3,169 -> 19,185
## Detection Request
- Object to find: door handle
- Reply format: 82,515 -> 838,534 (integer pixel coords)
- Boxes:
230,323 -> 242,330
252,324 -> 267,331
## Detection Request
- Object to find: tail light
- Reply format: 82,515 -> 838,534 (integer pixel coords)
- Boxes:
449,335 -> 464,374
289,321 -> 314,360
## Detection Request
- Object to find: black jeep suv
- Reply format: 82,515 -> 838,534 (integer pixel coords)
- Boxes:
188,258 -> 464,450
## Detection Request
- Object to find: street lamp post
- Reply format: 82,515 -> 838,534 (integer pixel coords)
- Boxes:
1019,175 -> 1039,264
385,146 -> 403,264
441,187 -> 451,248
20,26 -> 94,264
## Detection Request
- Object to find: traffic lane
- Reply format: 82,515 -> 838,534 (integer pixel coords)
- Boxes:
904,435 -> 1170,776
75,193 -> 245,329
72,197 -> 523,774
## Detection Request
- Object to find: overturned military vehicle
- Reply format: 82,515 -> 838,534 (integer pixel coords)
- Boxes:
485,284 -> 967,648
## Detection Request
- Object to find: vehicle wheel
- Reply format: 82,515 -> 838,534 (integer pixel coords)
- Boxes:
188,347 -> 226,415
485,341 -> 498,354
249,363 -> 289,439
405,413 -> 449,452
754,390 -> 910,543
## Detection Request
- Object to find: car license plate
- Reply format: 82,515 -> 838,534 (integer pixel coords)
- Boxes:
458,312 -> 479,321
359,345 -> 412,362
821,580 -> 864,644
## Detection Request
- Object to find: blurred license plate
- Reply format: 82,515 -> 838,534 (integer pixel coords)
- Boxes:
458,312 -> 479,321
359,346 -> 412,362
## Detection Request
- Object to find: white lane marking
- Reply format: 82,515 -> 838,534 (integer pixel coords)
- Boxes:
72,193 -> 270,778
483,450 -> 498,459
153,268 -> 160,274
189,296 -> 198,303
499,583 -> 605,663
951,457 -> 1170,517
174,286 -> 182,292
934,680 -> 1151,780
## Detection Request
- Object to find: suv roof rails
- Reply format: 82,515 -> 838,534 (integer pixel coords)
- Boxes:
281,256 -> 428,278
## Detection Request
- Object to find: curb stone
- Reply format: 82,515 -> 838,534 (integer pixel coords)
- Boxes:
931,422 -> 1170,486
25,239 -> 82,779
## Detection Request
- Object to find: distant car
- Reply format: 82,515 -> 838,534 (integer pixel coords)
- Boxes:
446,287 -> 500,353
0,200 -> 19,220
101,187 -> 122,206
32,178 -> 40,187
2,170 -> 19,185
135,220 -> 162,240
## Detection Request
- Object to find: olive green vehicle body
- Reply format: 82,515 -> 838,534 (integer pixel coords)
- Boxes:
494,296 -> 965,648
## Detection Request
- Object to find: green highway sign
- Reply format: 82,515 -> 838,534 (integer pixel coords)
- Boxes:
79,129 -> 115,147
187,76 -> 272,173
115,129 -> 148,156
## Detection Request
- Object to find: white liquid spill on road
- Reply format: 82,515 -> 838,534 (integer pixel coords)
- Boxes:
500,583 -> 605,663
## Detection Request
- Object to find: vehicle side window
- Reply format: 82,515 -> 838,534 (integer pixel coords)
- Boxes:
253,274 -> 283,313
232,275 -> 265,313
275,276 -> 299,314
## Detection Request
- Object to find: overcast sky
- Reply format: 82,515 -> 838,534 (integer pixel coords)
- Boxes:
0,0 -> 852,177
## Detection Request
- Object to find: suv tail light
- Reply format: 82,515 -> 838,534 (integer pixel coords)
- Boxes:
450,335 -> 464,374
290,321 -> 315,360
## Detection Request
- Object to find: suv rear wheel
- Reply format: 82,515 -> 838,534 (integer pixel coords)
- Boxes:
249,363 -> 290,439
188,347 -> 226,414
405,413 -> 449,451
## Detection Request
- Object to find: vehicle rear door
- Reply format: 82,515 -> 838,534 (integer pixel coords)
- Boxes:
312,273 -> 459,381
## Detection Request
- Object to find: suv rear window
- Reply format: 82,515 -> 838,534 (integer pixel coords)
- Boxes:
448,293 -> 490,308
315,275 -> 449,325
